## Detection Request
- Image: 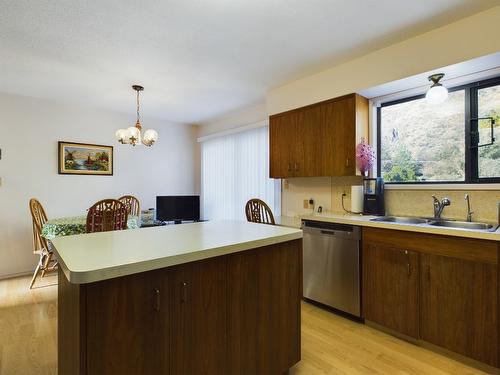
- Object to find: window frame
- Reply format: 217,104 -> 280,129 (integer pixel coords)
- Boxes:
377,76 -> 500,185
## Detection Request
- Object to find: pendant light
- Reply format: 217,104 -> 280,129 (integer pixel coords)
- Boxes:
115,85 -> 158,147
425,73 -> 448,105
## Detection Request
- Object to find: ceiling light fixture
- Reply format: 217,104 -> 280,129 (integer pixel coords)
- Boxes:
116,85 -> 158,147
425,73 -> 448,105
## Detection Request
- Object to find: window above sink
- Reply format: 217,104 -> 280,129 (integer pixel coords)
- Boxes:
378,76 -> 500,185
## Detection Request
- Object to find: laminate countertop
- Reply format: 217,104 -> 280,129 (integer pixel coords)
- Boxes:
51,220 -> 303,284
297,212 -> 500,241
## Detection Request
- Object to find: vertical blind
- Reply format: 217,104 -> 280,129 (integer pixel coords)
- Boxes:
201,125 -> 280,221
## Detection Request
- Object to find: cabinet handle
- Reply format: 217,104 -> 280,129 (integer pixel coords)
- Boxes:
181,282 -> 188,303
404,251 -> 410,277
345,157 -> 350,167
294,162 -> 299,172
154,288 -> 160,312
287,163 -> 292,173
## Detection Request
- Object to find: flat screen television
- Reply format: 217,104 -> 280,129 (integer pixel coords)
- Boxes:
156,195 -> 200,223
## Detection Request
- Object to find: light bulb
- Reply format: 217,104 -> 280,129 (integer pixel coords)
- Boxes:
426,85 -> 448,105
127,126 -> 140,145
115,129 -> 128,143
143,129 -> 158,145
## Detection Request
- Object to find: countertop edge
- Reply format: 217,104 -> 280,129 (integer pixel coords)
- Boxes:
55,230 -> 303,284
299,214 -> 500,241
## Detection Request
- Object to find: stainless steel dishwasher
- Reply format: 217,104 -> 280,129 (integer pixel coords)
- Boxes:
302,220 -> 361,317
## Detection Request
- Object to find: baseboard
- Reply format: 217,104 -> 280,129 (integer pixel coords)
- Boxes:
0,271 -> 32,281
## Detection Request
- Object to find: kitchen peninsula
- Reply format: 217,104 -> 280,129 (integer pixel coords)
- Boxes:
52,221 -> 303,375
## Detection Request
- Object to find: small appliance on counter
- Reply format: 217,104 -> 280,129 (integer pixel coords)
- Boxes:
363,177 -> 385,216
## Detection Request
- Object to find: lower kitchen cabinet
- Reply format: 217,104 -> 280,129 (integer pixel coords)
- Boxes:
85,259 -> 228,375
362,227 -> 499,368
362,242 -> 419,338
420,253 -> 498,366
85,270 -> 168,375
170,257 -> 227,375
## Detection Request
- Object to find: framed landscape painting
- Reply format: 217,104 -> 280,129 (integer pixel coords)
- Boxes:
58,142 -> 113,175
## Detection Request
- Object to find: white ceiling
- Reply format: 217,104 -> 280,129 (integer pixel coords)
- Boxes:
0,0 -> 498,124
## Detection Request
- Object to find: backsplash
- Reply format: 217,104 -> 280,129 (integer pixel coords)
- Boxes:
281,176 -> 362,216
281,177 -> 500,223
385,189 -> 500,223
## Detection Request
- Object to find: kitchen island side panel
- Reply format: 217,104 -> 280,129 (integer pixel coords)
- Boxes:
227,239 -> 303,374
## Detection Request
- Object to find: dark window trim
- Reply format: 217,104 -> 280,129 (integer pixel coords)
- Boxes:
377,76 -> 500,184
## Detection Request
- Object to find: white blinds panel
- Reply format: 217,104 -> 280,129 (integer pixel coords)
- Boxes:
201,126 -> 279,221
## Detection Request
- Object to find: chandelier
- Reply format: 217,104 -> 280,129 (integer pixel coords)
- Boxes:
115,85 -> 158,147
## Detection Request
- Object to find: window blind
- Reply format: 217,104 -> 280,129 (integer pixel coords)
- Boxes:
201,125 -> 280,221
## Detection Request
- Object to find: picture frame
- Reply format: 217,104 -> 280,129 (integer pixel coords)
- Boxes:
58,141 -> 113,175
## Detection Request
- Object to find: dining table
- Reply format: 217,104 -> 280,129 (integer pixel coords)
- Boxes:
41,215 -> 140,240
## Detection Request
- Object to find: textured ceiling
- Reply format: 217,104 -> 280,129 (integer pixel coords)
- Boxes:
0,0 -> 498,124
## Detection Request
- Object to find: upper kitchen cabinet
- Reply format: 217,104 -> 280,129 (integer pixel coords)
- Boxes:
269,93 -> 368,178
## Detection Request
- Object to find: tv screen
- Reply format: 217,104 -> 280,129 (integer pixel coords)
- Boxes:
156,196 -> 200,222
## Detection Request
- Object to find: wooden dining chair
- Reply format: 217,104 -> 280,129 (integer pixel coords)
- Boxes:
118,195 -> 141,217
245,198 -> 276,225
86,199 -> 129,233
29,198 -> 57,289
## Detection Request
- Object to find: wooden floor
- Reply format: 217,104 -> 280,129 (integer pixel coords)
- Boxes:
0,274 -> 493,375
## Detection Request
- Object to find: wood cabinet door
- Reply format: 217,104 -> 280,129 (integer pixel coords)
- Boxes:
85,270 -> 169,375
319,97 -> 356,176
170,257 -> 227,375
420,253 -> 498,366
269,114 -> 294,178
270,106 -> 323,178
227,240 -> 302,374
363,242 -> 419,338
293,105 -> 321,177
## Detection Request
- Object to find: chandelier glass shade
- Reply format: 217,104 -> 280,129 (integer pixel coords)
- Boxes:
115,85 -> 158,147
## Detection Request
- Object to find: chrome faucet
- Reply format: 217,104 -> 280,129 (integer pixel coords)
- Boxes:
464,194 -> 474,222
432,195 -> 451,220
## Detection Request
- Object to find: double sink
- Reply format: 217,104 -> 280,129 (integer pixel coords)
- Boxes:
371,216 -> 496,231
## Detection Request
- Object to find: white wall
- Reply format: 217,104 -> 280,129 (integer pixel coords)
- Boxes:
196,102 -> 267,138
0,92 -> 199,278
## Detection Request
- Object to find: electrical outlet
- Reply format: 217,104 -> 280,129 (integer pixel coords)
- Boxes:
303,199 -> 309,209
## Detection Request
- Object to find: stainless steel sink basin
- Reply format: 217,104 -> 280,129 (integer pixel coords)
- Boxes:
370,216 -> 431,224
428,220 -> 494,230
371,216 -> 497,231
